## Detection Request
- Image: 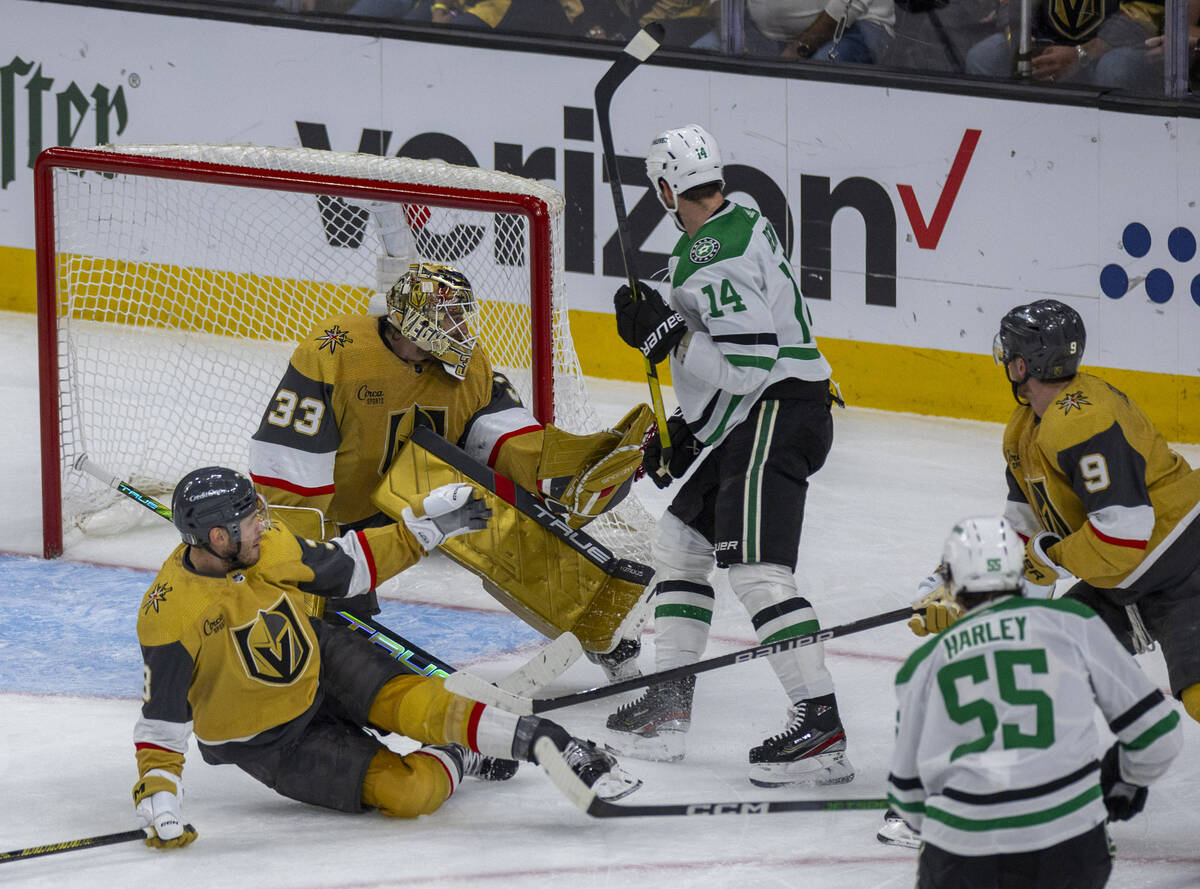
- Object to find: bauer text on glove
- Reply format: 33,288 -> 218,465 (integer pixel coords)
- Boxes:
613,281 -> 688,365
1022,532 -> 1061,596
402,483 -> 491,551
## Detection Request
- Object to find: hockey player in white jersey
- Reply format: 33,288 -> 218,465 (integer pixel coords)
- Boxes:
888,517 -> 1182,888
606,123 -> 851,787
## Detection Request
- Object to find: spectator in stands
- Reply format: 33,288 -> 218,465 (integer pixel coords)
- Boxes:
1144,0 -> 1200,91
572,0 -> 713,44
402,0 -> 575,33
964,0 -> 1164,90
692,0 -> 895,64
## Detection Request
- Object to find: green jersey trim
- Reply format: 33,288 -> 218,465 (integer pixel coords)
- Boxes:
924,784 -> 1102,832
671,205 -> 757,288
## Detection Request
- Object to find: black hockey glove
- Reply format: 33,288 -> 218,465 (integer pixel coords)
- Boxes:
642,410 -> 703,489
613,281 -> 688,366
1100,743 -> 1148,822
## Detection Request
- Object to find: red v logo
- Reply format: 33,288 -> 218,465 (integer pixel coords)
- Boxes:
896,129 -> 981,250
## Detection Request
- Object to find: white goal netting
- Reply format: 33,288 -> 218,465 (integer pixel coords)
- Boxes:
39,143 -> 653,562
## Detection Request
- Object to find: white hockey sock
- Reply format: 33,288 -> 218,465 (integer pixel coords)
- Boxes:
473,707 -> 521,759
729,562 -> 834,702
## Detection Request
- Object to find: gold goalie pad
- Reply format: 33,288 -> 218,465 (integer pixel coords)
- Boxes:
537,403 -> 654,529
372,431 -> 650,653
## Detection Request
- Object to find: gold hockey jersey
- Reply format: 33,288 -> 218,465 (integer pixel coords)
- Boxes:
248,314 -> 543,526
133,521 -> 424,781
1002,372 -> 1200,595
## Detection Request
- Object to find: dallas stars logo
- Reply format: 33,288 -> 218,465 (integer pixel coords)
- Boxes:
1056,390 -> 1091,415
144,582 -> 171,614
689,237 -> 721,264
315,325 -> 353,354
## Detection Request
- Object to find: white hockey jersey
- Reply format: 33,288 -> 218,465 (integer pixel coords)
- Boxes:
888,595 -> 1181,856
666,202 -> 831,448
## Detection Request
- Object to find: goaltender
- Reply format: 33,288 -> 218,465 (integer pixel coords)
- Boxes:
249,259 -> 653,680
132,467 -> 638,848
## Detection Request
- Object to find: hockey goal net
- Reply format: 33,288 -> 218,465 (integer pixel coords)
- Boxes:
37,144 -> 652,561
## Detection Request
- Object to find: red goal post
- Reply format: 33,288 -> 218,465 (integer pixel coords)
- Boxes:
35,144 -> 647,559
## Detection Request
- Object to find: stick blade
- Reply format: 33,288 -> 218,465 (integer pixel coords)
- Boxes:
495,632 -> 583,694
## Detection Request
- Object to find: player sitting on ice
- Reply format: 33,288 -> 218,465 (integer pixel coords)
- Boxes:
248,259 -> 653,683
132,466 -> 640,849
881,516 -> 1182,882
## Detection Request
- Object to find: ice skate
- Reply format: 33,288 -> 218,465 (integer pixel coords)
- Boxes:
876,808 -> 921,849
603,675 -> 695,762
585,637 -> 642,683
424,744 -> 519,781
562,737 -> 642,801
747,694 -> 855,787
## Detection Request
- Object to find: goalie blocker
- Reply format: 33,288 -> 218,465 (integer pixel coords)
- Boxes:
372,424 -> 653,654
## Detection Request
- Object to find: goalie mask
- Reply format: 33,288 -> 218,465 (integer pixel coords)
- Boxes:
941,516 -> 1024,605
386,262 -> 479,380
645,124 -> 724,231
172,466 -> 269,548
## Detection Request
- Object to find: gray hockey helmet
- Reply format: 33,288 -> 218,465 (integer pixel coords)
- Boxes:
171,466 -> 261,546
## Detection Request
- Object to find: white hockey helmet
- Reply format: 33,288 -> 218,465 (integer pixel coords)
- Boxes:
385,261 -> 478,380
645,124 -> 725,220
941,516 -> 1025,600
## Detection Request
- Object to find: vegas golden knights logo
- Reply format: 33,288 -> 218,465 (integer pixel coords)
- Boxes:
232,596 -> 313,685
1028,479 -> 1072,539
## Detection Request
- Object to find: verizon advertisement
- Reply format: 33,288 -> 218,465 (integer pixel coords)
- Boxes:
3,0 -> 1199,383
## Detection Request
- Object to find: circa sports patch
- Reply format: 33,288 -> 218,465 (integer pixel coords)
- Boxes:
689,237 -> 721,264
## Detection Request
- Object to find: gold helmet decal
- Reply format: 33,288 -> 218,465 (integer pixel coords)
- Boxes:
385,262 -> 478,380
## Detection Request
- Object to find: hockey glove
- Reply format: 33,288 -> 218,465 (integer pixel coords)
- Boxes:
1100,743 -> 1148,822
133,774 -> 197,850
402,483 -> 491,551
613,281 -> 688,366
642,410 -> 703,489
1022,532 -> 1061,597
907,566 -> 963,637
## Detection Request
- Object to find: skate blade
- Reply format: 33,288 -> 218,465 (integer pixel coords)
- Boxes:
748,753 -> 856,787
602,729 -> 686,763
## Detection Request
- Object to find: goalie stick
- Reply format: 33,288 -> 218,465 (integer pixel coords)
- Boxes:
595,23 -> 673,475
445,604 -> 916,714
0,825 -> 194,863
534,737 -> 887,818
72,455 -> 582,694
409,426 -> 653,586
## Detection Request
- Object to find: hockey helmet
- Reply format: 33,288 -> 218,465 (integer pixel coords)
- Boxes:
993,299 -> 1086,381
941,516 -> 1024,601
172,466 -> 264,547
386,261 -> 478,380
645,124 -> 724,222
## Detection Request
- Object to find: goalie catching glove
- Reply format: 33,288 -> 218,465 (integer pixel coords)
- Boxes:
401,482 -> 491,551
132,772 -> 197,850
613,281 -> 688,365
907,567 -> 964,637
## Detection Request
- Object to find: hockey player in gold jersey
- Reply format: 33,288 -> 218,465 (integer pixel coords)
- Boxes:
132,467 -> 638,849
909,299 -> 1200,728
247,262 -> 652,680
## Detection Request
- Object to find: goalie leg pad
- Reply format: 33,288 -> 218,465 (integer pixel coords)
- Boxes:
373,434 -> 649,653
729,562 -> 834,702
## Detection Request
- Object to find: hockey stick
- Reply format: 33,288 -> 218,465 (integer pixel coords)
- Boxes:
0,825 -> 194,862
534,737 -> 886,818
72,455 -> 582,693
409,426 -> 653,586
595,24 -> 674,475
445,604 -> 916,714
